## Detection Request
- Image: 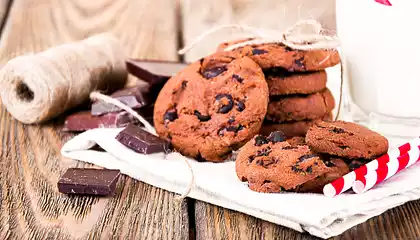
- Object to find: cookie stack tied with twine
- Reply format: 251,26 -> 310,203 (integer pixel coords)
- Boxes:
179,20 -> 342,138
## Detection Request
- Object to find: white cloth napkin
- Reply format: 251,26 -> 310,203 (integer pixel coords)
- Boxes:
60,65 -> 420,238
61,128 -> 420,239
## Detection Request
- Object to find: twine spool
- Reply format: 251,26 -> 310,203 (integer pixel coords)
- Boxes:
0,33 -> 127,124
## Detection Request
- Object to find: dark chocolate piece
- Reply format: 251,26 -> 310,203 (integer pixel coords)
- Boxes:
126,59 -> 187,86
57,168 -> 120,196
91,86 -> 151,116
62,111 -> 140,132
116,123 -> 170,154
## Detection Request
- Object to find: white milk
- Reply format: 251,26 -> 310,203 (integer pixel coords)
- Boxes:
336,0 -> 420,143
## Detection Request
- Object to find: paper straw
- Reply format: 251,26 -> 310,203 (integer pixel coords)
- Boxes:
353,145 -> 420,193
323,137 -> 420,197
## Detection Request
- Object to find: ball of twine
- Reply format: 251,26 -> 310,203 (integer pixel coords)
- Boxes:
0,33 -> 128,124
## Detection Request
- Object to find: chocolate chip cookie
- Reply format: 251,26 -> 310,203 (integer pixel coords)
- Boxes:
299,158 -> 350,193
217,38 -> 340,71
264,69 -> 327,96
266,88 -> 335,122
260,113 -> 333,138
236,131 -> 330,193
306,121 -> 389,159
153,54 -> 269,162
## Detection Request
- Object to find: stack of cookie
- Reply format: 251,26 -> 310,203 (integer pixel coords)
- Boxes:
216,38 -> 340,137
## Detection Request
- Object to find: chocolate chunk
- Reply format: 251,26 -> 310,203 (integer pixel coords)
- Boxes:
291,165 -> 304,173
298,154 -> 318,162
232,74 -> 244,83
227,116 -> 235,124
252,49 -> 268,55
254,135 -> 268,146
62,111 -> 140,132
194,110 -> 211,122
91,86 -> 151,116
226,124 -> 244,132
116,124 -> 170,154
126,59 -> 187,86
331,127 -> 345,134
164,109 -> 178,122
267,131 -> 285,143
181,80 -> 188,89
348,162 -> 362,171
215,93 -> 234,113
294,58 -> 305,69
306,166 -> 313,173
325,161 -> 336,167
236,100 -> 245,112
248,155 -> 255,163
202,66 -> 227,79
255,147 -> 272,157
282,146 -> 298,150
57,168 -> 120,196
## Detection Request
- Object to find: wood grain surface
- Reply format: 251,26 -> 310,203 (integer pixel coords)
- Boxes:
0,0 -> 189,239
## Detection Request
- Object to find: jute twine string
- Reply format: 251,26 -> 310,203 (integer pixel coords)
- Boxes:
0,33 -> 127,124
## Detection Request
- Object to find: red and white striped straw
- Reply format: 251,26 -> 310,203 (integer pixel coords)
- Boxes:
353,145 -> 420,193
323,137 -> 420,197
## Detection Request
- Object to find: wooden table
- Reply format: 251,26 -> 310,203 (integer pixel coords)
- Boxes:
1,0 -> 420,239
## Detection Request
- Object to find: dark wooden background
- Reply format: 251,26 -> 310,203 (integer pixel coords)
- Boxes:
0,0 -> 419,239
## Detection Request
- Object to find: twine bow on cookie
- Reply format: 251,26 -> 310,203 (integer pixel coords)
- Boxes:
178,20 -> 341,54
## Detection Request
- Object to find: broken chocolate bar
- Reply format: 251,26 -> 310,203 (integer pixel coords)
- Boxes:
116,123 -> 170,154
91,85 -> 150,116
126,59 -> 187,86
57,168 -> 120,196
62,111 -> 140,132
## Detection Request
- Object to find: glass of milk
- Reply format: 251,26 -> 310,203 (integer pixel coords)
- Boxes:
336,0 -> 420,146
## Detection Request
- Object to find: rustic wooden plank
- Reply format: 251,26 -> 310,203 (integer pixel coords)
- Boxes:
184,1 -> 420,239
0,0 -> 189,239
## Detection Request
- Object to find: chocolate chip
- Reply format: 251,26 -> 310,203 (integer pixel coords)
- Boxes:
306,166 -> 313,173
252,49 -> 268,55
196,152 -> 208,162
236,100 -> 245,112
267,131 -> 285,143
294,58 -> 305,69
194,110 -> 211,122
263,180 -> 271,184
292,165 -> 304,173
331,127 -> 345,134
284,45 -> 293,52
227,116 -> 235,124
262,160 -> 275,168
325,161 -> 336,167
164,109 -> 178,122
248,155 -> 255,163
202,66 -> 227,79
226,124 -> 244,133
298,154 -> 318,163
218,124 -> 243,136
181,80 -> 188,89
282,146 -> 298,150
215,93 -> 234,113
232,74 -> 244,83
255,147 -> 272,157
349,162 -> 361,171
338,145 -> 350,150
254,135 -> 268,146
